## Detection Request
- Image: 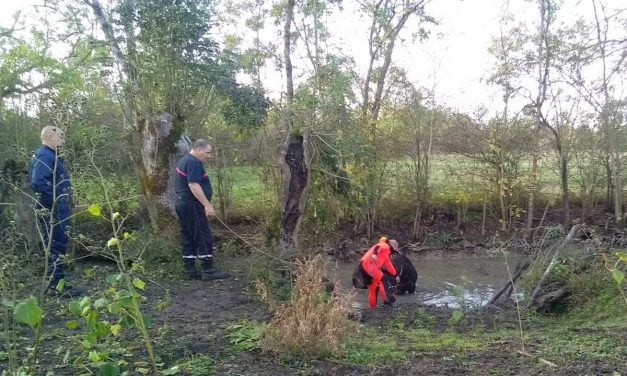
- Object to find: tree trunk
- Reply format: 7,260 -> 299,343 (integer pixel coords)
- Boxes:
137,113 -> 187,230
283,0 -> 295,107
456,205 -> 462,231
605,156 -> 612,211
498,165 -> 508,231
528,0 -> 552,236
560,153 -> 570,228
527,137 -> 538,234
591,0 -> 623,223
277,0 -> 310,258
2,160 -> 38,250
608,148 -> 622,222
214,147 -> 230,222
412,203 -> 422,239
89,0 -> 183,230
481,201 -> 487,236
278,133 -> 309,257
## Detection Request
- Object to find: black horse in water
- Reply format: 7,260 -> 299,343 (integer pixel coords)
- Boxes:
352,252 -> 418,295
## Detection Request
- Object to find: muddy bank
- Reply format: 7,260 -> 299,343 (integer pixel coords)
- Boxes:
6,255 -> 625,376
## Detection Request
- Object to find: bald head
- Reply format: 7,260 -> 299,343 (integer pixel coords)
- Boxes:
41,126 -> 65,148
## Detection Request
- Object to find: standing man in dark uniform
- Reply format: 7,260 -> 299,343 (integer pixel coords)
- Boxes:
29,126 -> 81,297
174,139 -> 230,280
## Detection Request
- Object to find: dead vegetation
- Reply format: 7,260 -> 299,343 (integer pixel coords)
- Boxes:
255,255 -> 357,357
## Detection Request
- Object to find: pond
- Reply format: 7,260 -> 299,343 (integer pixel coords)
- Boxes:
326,254 -> 527,309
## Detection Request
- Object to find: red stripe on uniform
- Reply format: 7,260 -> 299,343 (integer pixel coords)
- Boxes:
176,167 -> 187,177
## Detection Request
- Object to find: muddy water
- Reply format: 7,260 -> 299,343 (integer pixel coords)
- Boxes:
326,255 -> 526,309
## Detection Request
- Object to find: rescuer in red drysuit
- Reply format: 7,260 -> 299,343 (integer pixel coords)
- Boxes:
359,237 -> 400,308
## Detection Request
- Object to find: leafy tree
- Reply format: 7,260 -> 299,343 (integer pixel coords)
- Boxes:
76,0 -> 267,228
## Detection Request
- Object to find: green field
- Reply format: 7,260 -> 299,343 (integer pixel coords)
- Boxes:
70,153 -> 610,223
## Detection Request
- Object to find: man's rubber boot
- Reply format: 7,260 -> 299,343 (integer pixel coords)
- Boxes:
201,258 -> 231,280
47,281 -> 84,299
183,259 -> 200,280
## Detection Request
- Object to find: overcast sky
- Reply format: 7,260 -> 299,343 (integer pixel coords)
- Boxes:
1,0 -> 624,115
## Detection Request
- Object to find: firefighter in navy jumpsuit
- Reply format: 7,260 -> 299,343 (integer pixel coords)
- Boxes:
174,139 -> 230,280
29,126 -> 75,294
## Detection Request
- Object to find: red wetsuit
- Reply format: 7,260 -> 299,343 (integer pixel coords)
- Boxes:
360,240 -> 397,308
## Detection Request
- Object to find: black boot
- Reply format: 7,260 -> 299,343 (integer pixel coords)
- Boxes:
201,258 -> 231,280
183,259 -> 200,280
47,280 -> 84,299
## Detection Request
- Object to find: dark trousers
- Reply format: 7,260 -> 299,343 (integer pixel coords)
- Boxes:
175,199 -> 213,260
36,202 -> 70,283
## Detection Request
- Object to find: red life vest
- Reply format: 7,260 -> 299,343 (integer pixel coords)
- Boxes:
360,240 -> 397,276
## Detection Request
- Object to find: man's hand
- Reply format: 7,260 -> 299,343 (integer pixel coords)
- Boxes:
204,204 -> 215,217
395,275 -> 401,283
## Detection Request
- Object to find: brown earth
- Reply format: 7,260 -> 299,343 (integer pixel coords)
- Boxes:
20,258 -> 623,376
6,209 -> 627,376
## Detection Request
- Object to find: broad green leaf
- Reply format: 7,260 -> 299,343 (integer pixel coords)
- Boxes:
112,212 -> 121,221
13,297 -> 43,329
94,321 -> 110,337
94,298 -> 110,310
107,238 -> 119,248
108,302 -> 122,314
99,362 -> 121,376
88,350 -> 101,363
119,315 -> 135,328
85,310 -> 98,328
65,320 -> 79,329
69,301 -> 81,315
616,251 -> 627,262
81,306 -> 91,316
110,324 -> 121,336
106,274 -> 121,285
123,232 -> 132,239
612,269 -> 624,285
87,204 -> 102,217
132,278 -> 145,290
56,278 -> 65,292
79,296 -> 92,310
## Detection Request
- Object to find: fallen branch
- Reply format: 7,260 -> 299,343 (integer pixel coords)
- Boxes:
527,225 -> 580,309
515,350 -> 558,368
488,261 -> 530,305
533,287 -> 570,313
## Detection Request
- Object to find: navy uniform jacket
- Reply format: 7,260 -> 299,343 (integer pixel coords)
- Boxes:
174,154 -> 213,202
29,145 -> 72,208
